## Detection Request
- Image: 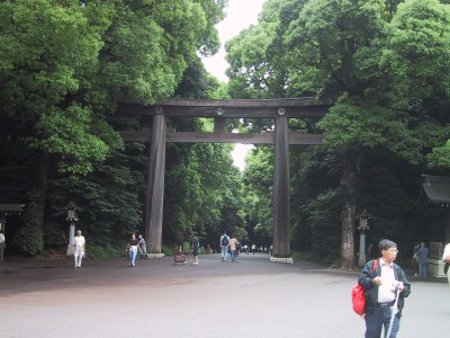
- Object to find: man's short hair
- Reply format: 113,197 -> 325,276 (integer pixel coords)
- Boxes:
379,239 -> 397,251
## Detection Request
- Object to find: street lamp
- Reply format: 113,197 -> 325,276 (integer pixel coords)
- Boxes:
66,204 -> 78,256
356,209 -> 370,267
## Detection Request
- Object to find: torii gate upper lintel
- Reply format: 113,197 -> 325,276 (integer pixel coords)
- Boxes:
118,98 -> 330,258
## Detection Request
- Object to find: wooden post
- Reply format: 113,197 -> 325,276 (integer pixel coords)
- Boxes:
213,117 -> 226,133
145,113 -> 166,254
272,114 -> 290,258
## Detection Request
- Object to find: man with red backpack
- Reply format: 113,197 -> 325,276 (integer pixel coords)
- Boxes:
358,239 -> 411,338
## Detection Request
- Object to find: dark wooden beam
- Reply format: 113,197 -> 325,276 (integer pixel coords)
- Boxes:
213,117 -> 226,133
118,98 -> 330,118
120,129 -> 323,145
166,132 -> 273,144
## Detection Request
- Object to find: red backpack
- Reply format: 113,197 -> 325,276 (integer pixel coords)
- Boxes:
351,259 -> 378,316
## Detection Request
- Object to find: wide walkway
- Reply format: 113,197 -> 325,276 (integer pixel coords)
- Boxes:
0,254 -> 448,338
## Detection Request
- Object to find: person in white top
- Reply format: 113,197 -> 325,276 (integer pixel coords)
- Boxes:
442,242 -> 450,286
73,229 -> 86,268
0,230 -> 5,262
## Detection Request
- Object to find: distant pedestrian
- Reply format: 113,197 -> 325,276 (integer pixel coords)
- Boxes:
269,244 -> 273,256
228,236 -> 239,262
220,232 -> 229,261
251,244 -> 256,255
415,242 -> 429,279
0,230 -> 6,262
442,242 -> 450,286
126,233 -> 139,267
358,239 -> 411,338
138,234 -> 147,259
192,236 -> 200,265
73,229 -> 86,268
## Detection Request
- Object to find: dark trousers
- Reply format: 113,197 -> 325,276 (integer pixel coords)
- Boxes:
364,305 -> 400,338
0,243 -> 5,262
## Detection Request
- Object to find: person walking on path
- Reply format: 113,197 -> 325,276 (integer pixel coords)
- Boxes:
228,236 -> 239,262
415,242 -> 429,279
358,239 -> 411,338
137,234 -> 147,259
0,230 -> 6,262
73,229 -> 86,268
126,233 -> 139,267
220,232 -> 229,261
442,242 -> 450,286
192,236 -> 200,265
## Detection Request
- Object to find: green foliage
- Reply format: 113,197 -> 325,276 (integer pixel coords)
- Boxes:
381,0 -> 450,109
318,100 -> 421,163
13,191 -> 45,255
13,223 -> 44,256
87,242 -> 125,260
226,0 -> 450,266
427,139 -> 450,168
0,0 -> 228,256
242,146 -> 274,246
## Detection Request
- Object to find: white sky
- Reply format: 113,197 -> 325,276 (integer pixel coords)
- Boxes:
202,0 -> 266,82
202,0 -> 265,171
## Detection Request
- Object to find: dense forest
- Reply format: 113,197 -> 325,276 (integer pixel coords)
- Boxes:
0,0 -> 449,268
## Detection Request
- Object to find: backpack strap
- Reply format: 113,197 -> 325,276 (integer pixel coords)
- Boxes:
371,259 -> 378,275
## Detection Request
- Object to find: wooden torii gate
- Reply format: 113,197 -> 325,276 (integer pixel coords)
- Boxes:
119,98 -> 328,259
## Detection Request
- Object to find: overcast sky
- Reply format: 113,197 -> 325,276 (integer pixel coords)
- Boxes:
202,0 -> 266,83
202,0 -> 266,171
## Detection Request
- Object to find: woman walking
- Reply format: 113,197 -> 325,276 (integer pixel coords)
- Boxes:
126,233 -> 139,267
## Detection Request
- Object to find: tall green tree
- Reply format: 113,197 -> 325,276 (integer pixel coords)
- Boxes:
226,0 -> 450,268
0,0 -> 226,254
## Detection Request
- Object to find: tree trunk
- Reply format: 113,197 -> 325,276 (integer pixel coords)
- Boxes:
340,147 -> 361,270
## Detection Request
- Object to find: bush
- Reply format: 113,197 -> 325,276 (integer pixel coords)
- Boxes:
161,244 -> 175,256
86,242 -> 125,259
13,223 -> 44,255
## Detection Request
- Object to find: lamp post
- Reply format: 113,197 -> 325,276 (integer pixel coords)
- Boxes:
66,205 -> 78,256
357,209 -> 370,267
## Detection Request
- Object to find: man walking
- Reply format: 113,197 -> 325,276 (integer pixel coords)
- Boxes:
192,236 -> 200,265
415,242 -> 429,279
442,242 -> 450,286
228,235 -> 239,262
358,239 -> 411,338
0,230 -> 6,262
220,232 -> 229,261
73,229 -> 86,268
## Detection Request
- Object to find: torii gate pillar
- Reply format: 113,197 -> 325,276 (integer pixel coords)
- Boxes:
145,113 -> 166,255
272,114 -> 291,261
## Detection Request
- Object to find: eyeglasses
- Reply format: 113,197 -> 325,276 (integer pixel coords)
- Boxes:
383,248 -> 399,253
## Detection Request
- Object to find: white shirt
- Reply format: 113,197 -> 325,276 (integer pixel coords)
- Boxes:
74,235 -> 85,251
0,233 -> 5,244
442,243 -> 450,263
377,258 -> 397,303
